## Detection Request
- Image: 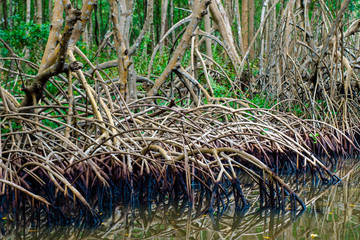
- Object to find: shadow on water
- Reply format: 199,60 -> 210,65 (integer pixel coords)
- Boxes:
0,160 -> 359,239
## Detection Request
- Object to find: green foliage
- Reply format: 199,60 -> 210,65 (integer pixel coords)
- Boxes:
210,77 -> 230,98
249,94 -> 274,109
0,15 -> 50,63
1,121 -> 22,135
309,133 -> 319,144
213,84 -> 230,98
292,105 -> 304,116
348,0 -> 360,17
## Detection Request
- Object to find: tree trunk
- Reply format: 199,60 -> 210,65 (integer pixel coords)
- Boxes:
235,0 -> 244,55
82,24 -> 89,50
248,0 -> 254,58
268,0 -> 278,95
118,0 -> 136,101
36,0 -> 43,24
110,0 -> 130,99
224,0 -> 233,24
48,0 -> 53,21
38,0 -> 63,72
209,1 -> 242,76
119,0 -> 132,37
170,0 -> 175,42
8,0 -> 13,28
241,0 -> 248,52
89,15 -> 93,49
204,12 -> 213,66
259,0 -> 270,76
20,5 -> 82,108
95,1 -> 100,45
129,0 -> 154,101
160,0 -> 169,54
148,0 -> 212,97
26,0 -> 31,24
2,0 -> 8,30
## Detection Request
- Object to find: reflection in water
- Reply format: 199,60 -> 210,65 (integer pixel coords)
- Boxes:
283,161 -> 360,240
0,161 -> 359,239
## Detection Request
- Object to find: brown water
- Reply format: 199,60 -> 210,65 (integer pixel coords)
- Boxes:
1,160 -> 359,239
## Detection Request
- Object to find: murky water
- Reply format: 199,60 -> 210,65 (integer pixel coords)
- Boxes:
1,160 -> 359,239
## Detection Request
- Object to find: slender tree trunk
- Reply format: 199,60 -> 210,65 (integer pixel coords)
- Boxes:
241,0 -> 249,52
24,0 -> 32,59
20,3 -> 82,108
110,0 -> 130,99
235,0 -> 244,55
241,0 -> 249,51
160,0 -> 169,39
224,0 -> 233,24
124,0 -> 133,39
117,0 -> 136,101
82,24 -> 89,50
159,0 -> 169,54
204,12 -> 212,67
248,0 -> 254,58
150,11 -> 155,52
259,0 -> 270,76
304,0 -> 312,35
36,0 -> 43,24
118,0 -> 127,36
268,0 -> 277,95
8,0 -> 13,28
99,0 -> 102,38
89,16 -> 93,49
39,0 -> 96,72
68,0 -> 98,51
38,0 -> 63,72
209,1 -> 242,76
26,0 -> 31,24
148,0 -> 212,96
170,0 -> 175,42
48,0 -> 53,21
2,0 -> 8,30
95,2 -> 100,45
129,0 -> 154,101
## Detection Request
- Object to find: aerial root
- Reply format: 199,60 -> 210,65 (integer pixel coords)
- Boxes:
0,101 -> 357,221
231,178 -> 249,211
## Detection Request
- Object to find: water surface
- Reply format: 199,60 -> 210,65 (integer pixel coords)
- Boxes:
1,160 -> 359,239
